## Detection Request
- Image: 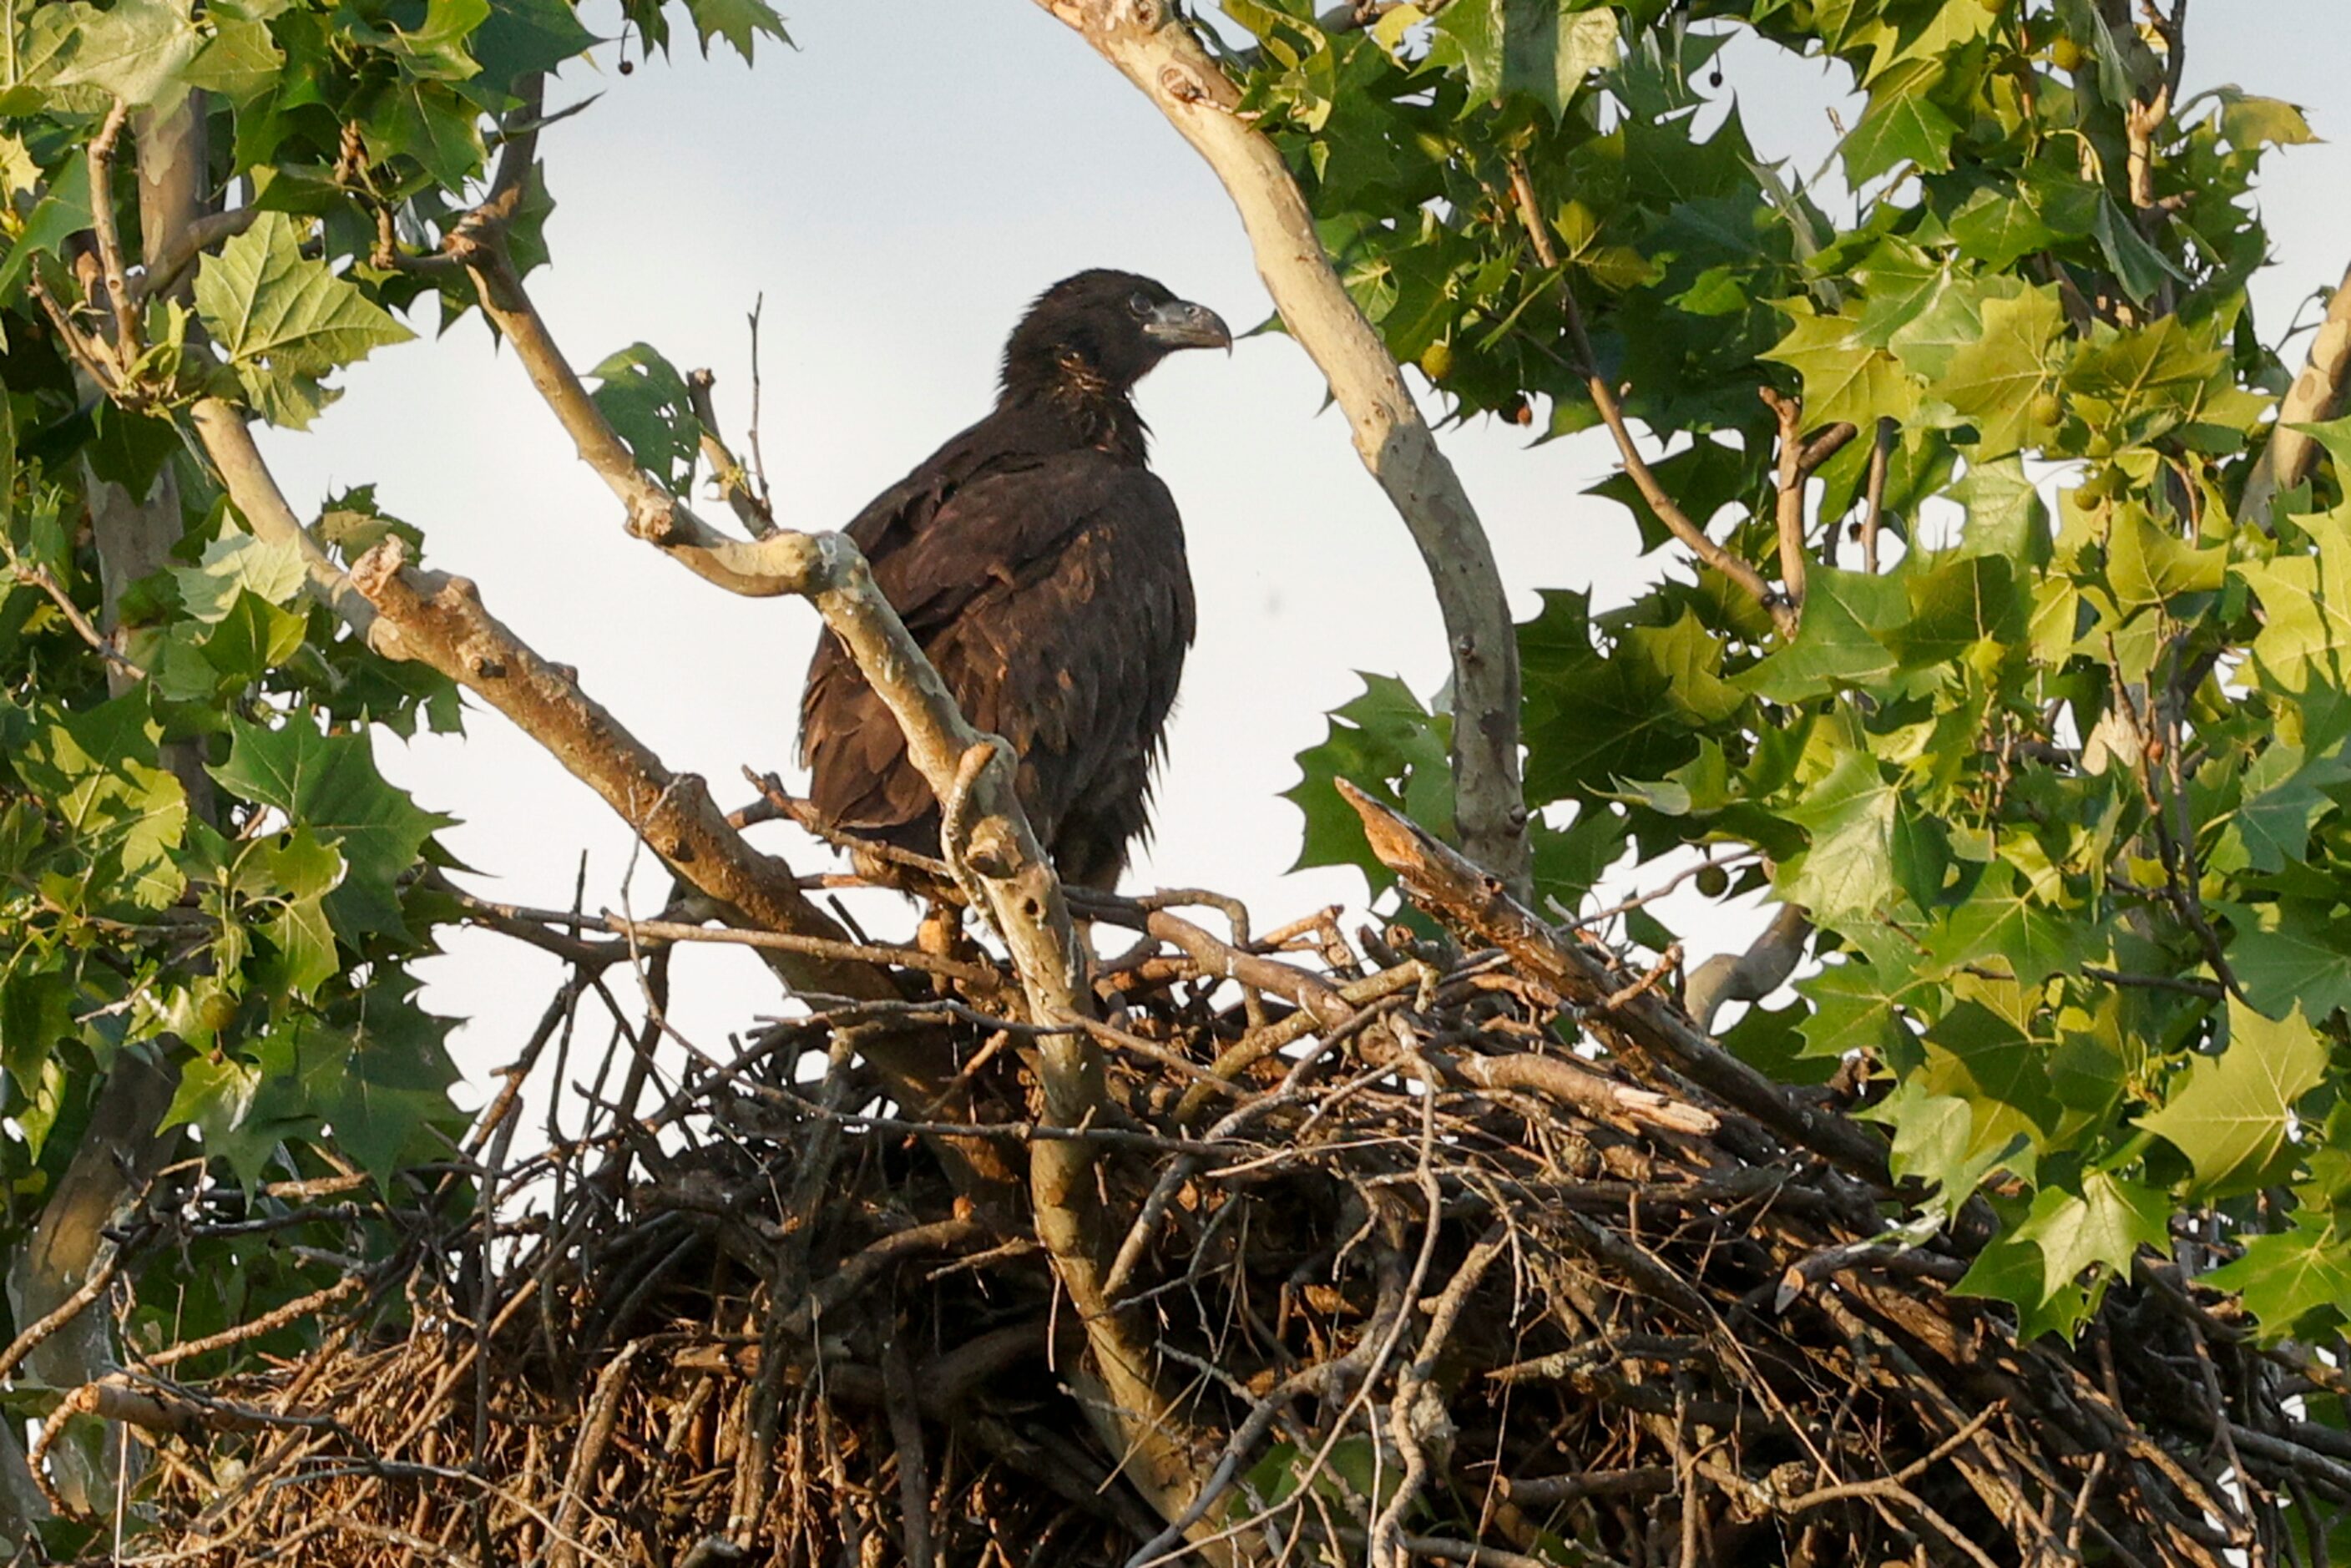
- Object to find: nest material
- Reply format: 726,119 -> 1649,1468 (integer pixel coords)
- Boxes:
49,804 -> 2351,1568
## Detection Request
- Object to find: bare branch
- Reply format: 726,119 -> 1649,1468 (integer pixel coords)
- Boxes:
686,367 -> 778,538
1682,904 -> 1813,1037
5,556 -> 145,680
1036,0 -> 1529,895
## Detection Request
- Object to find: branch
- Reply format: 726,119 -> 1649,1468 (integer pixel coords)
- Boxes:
1683,904 -> 1813,1035
1860,417 -> 1895,573
86,101 -> 138,365
687,367 -> 778,539
1036,0 -> 1529,895
188,399 -> 397,652
1758,387 -> 1856,622
1504,159 -> 1792,637
2240,258 -> 2351,527
130,208 -> 258,307
334,542 -> 1032,1196
1337,780 -> 1890,1183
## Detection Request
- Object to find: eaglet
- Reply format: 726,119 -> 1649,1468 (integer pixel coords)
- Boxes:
798,270 -> 1231,890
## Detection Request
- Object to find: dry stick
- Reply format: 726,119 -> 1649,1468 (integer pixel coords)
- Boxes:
1337,779 -> 1891,1184
1035,0 -> 1529,894
2240,256 -> 2351,528
881,1329 -> 935,1568
1503,158 -> 1790,635
0,1250 -> 124,1387
546,1339 -> 640,1568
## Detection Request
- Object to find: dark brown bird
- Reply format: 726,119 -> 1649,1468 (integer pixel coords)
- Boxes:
798,270 -> 1231,890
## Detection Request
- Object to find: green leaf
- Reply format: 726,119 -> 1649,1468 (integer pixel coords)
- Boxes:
2240,506 -> 2351,696
2205,1213 -> 2351,1338
1922,862 -> 2085,989
1857,1074 -> 2015,1211
1839,61 -> 1960,183
1739,569 -> 1907,701
681,0 -> 789,63
13,695 -> 189,909
2104,502 -> 2225,614
2215,92 -> 2317,150
1934,286 -> 2065,459
2013,1171 -> 2172,1299
183,13 -> 281,101
1778,748 -> 1898,921
2136,999 -> 2328,1196
0,153 -> 93,306
0,961 -> 73,1088
2218,744 -> 2351,876
586,342 -> 701,490
49,0 -> 201,107
1431,0 -> 1617,119
194,212 -> 413,427
209,715 -> 451,941
2229,903 -> 2351,1024
470,0 -> 599,85
172,529 -> 307,623
1762,301 -> 1919,430
1286,674 -> 1454,889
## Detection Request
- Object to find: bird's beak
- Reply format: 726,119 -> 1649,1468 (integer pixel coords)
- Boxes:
1144,299 -> 1233,352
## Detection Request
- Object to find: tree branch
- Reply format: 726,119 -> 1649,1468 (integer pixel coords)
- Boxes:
1337,780 -> 1888,1183
1036,0 -> 1529,895
188,400 -> 397,651
85,101 -> 138,366
1682,904 -> 1812,1035
2240,257 -> 2351,527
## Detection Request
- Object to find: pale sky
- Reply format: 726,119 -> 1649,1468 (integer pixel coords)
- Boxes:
253,2 -> 2351,1095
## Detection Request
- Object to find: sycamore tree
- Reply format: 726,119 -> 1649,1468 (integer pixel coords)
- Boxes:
2,0 -> 2350,1564
1272,0 -> 2351,1339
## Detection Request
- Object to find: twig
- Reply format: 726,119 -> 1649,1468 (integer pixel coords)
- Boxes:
86,101 -> 139,366
1861,416 -> 1894,573
1505,158 -> 1790,635
6,558 -> 147,680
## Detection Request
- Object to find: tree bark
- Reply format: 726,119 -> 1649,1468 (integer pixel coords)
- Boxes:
1033,0 -> 1530,896
2240,257 -> 2351,528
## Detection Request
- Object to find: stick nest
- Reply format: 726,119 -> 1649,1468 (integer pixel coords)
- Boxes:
58,839 -> 2348,1568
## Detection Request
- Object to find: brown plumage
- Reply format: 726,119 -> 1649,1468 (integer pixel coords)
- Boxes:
798,270 -> 1231,890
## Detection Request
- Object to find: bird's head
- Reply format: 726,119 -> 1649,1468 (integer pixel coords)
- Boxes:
1001,270 -> 1231,398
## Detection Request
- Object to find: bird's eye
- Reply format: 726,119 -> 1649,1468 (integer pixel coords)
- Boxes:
1129,291 -> 1155,316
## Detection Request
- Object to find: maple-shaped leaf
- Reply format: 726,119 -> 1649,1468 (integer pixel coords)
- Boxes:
2137,999 -> 2329,1196
2206,1214 -> 2351,1338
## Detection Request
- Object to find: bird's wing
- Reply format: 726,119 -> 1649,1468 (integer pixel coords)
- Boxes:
800,452 -> 1194,852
